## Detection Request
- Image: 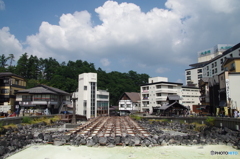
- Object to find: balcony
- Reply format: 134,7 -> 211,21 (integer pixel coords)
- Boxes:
142,97 -> 149,100
155,97 -> 166,101
142,90 -> 149,93
155,89 -> 178,93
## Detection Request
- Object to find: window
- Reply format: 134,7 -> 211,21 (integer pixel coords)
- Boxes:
187,76 -> 191,80
22,95 -> 31,101
120,104 -> 124,107
186,71 -> 191,75
230,63 -> 235,71
212,70 -> 214,74
212,63 -> 214,68
156,85 -> 161,89
225,67 -> 228,71
221,66 -> 224,71
97,95 -> 108,99
84,100 -> 87,107
214,62 -> 217,67
197,69 -> 202,73
1,89 -> 9,94
230,54 -> 233,58
215,68 -> 217,73
15,80 -> 19,85
207,66 -> 209,70
168,86 -> 173,89
220,59 -> 223,64
207,72 -> 209,76
156,93 -> 161,96
84,86 -> 87,90
3,79 -> 9,84
198,74 -> 202,79
127,104 -> 131,108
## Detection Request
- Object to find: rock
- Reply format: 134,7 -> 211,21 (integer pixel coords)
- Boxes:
161,140 -> 168,146
79,138 -> 87,145
99,137 -> 107,145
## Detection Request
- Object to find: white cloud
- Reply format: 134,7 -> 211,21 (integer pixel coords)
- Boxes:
156,67 -> 170,74
0,0 -> 5,10
2,0 -> 239,82
100,58 -> 110,66
0,27 -> 23,60
176,79 -> 183,83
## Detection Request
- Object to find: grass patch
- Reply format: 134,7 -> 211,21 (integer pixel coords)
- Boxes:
191,122 -> 207,132
130,114 -> 143,120
148,119 -> 170,124
205,117 -> 215,126
22,116 -> 32,124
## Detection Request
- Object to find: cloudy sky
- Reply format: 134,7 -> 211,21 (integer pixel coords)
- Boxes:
0,0 -> 240,84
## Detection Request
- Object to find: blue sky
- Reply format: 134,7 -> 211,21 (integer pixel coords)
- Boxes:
1,0 -> 240,84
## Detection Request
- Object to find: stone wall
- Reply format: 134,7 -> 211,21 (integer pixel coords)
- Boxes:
1,119 -> 240,158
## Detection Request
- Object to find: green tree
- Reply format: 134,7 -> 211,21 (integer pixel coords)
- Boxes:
8,54 -> 15,67
0,54 -> 10,68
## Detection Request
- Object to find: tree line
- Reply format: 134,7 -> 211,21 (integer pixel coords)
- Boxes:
0,53 -> 149,105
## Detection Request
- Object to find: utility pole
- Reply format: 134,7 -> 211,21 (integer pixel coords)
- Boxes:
72,92 -> 77,124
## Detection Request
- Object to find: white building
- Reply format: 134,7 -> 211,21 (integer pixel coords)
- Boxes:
185,44 -> 233,86
140,77 -> 182,114
118,92 -> 141,114
75,73 -> 109,119
181,86 -> 200,111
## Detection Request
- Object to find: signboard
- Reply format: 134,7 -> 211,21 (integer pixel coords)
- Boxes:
214,44 -> 233,52
226,79 -> 230,100
198,48 -> 214,57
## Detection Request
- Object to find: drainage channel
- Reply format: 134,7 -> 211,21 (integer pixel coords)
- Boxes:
65,116 -> 150,137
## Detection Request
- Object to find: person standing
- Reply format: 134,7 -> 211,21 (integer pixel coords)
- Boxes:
234,109 -> 238,118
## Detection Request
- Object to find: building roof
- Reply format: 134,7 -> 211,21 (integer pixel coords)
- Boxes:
0,72 -> 25,79
188,61 -> 208,69
167,95 -> 181,101
17,84 -> 70,95
158,101 -> 189,110
124,92 -> 140,103
141,81 -> 183,86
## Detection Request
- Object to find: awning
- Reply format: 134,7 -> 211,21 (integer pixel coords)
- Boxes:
219,100 -> 227,107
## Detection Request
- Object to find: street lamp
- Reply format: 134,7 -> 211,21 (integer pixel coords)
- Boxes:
71,92 -> 77,124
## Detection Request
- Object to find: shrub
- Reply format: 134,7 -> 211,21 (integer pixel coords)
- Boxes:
205,117 -> 215,126
130,115 -> 142,120
22,116 -> 32,124
191,122 -> 207,132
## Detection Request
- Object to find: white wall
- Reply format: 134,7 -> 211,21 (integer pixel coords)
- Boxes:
229,74 -> 240,111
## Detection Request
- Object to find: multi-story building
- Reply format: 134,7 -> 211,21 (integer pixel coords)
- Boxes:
196,43 -> 240,116
76,73 -> 109,119
0,72 -> 26,112
16,84 -> 71,115
140,77 -> 182,114
118,92 -> 140,114
181,86 -> 200,111
185,44 -> 233,86
217,57 -> 240,115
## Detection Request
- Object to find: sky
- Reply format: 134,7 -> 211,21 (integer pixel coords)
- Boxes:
0,0 -> 240,84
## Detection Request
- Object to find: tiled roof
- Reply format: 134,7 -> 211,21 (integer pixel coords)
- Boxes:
125,92 -> 140,103
167,95 -> 181,101
17,84 -> 70,95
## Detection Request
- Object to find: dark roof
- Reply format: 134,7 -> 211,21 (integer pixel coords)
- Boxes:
159,101 -> 177,110
188,42 -> 240,69
182,85 -> 199,89
202,42 -> 240,66
125,92 -> 140,102
17,84 -> 70,95
141,81 -> 183,86
188,61 -> 208,69
0,72 -> 25,79
158,101 -> 189,110
167,95 -> 181,101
